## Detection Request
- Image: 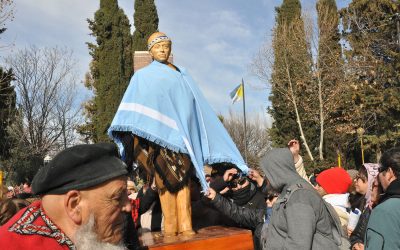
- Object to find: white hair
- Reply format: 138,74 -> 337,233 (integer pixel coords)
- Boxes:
74,215 -> 126,250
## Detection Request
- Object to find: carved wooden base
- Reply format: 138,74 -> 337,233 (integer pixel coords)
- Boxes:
139,226 -> 254,250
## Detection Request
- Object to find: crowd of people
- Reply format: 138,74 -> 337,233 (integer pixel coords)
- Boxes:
0,140 -> 399,249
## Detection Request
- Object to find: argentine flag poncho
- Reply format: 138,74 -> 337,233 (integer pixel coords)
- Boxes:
108,60 -> 247,191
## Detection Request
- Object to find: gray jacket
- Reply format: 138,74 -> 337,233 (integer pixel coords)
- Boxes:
261,148 -> 340,250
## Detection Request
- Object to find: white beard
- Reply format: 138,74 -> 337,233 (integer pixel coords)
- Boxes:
74,215 -> 126,250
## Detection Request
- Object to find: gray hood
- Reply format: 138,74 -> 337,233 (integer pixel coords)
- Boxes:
260,148 -> 303,191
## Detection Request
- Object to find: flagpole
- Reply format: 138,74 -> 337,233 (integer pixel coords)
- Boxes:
242,78 -> 248,163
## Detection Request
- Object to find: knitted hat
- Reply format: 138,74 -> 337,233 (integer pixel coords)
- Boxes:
316,167 -> 352,194
32,143 -> 128,195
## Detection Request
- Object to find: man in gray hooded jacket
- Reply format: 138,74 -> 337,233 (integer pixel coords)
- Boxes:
207,148 -> 343,249
261,148 -> 342,249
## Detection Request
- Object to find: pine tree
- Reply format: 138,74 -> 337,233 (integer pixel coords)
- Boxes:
269,0 -> 315,160
83,0 -> 133,142
341,0 -> 400,162
132,0 -> 159,51
0,67 -> 15,161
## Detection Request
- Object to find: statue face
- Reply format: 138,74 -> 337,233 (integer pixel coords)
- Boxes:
149,41 -> 171,63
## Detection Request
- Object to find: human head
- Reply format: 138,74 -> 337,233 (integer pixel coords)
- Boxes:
126,180 -> 136,195
230,177 -> 257,206
354,163 -> 379,203
378,147 -> 400,191
315,167 -> 352,196
6,186 -> 14,198
23,180 -> 32,194
31,143 -> 131,245
370,178 -> 382,207
346,169 -> 358,193
147,32 -> 172,63
260,148 -> 301,192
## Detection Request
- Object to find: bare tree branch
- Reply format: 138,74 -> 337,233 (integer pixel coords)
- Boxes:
5,46 -> 83,157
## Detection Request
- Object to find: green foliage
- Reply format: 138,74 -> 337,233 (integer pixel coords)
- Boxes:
0,67 -> 15,161
269,0 -> 313,149
132,0 -> 159,51
83,0 -> 133,142
1,111 -> 40,183
12,154 -> 43,184
341,0 -> 400,161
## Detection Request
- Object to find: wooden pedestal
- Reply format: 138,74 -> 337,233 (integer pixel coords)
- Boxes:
139,226 -> 254,250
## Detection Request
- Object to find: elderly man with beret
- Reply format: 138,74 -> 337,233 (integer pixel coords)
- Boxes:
0,143 -> 132,250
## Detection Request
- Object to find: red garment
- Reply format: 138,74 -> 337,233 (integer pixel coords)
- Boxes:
130,198 -> 140,227
317,167 -> 352,194
0,200 -> 75,250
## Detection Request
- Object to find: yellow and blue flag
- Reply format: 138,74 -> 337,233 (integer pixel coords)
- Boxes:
229,83 -> 243,104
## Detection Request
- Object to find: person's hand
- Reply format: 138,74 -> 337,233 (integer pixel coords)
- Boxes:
206,188 -> 217,200
266,196 -> 278,207
248,168 -> 264,187
288,139 -> 300,154
347,228 -> 353,237
223,168 -> 238,182
219,187 -> 230,195
288,139 -> 300,163
352,243 -> 364,250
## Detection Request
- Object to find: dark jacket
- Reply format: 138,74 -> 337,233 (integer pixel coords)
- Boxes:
137,187 -> 162,231
350,206 -> 371,248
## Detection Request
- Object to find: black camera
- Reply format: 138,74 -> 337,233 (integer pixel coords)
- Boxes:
227,173 -> 247,188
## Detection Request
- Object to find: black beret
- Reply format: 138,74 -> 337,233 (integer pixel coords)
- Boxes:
32,143 -> 128,195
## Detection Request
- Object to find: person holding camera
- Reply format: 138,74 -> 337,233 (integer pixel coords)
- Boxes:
219,168 -> 266,210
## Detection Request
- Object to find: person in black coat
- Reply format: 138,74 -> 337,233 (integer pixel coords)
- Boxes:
136,184 -> 162,232
349,177 -> 382,249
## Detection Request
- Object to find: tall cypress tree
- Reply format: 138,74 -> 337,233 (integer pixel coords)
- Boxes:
0,67 -> 15,161
83,0 -> 133,142
132,0 -> 159,51
341,0 -> 400,162
269,0 -> 314,160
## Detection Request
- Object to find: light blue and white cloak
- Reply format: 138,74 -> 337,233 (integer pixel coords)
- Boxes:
108,60 -> 247,192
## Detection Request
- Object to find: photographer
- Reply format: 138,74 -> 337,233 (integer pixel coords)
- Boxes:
218,168 -> 266,210
206,167 -> 278,250
204,167 -> 274,250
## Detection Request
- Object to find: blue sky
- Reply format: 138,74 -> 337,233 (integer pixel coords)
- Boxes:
1,0 -> 351,126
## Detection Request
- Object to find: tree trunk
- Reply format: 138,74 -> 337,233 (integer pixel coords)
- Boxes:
284,55 -> 314,161
317,70 -> 324,160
